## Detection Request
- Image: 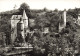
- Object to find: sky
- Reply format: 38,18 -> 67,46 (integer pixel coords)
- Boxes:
0,0 -> 80,12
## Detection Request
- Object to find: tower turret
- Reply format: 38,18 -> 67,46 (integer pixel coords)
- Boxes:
59,9 -> 66,32
22,9 -> 29,37
17,17 -> 25,43
77,14 -> 80,25
63,9 -> 66,27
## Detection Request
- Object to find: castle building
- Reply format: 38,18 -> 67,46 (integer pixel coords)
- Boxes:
11,10 -> 28,44
59,9 -> 66,32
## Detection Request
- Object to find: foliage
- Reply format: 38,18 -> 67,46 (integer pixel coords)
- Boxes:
0,15 -> 11,45
31,31 -> 57,55
31,9 -> 78,56
18,3 -> 32,18
67,8 -> 80,18
19,3 -> 29,10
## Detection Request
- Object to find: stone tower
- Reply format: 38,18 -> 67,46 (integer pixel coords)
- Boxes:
77,14 -> 80,25
59,9 -> 66,32
17,17 -> 25,43
63,9 -> 66,27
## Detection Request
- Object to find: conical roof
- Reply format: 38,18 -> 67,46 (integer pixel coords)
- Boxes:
22,9 -> 29,28
22,10 -> 28,20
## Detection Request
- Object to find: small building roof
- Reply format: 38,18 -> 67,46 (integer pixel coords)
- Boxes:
11,15 -> 22,20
